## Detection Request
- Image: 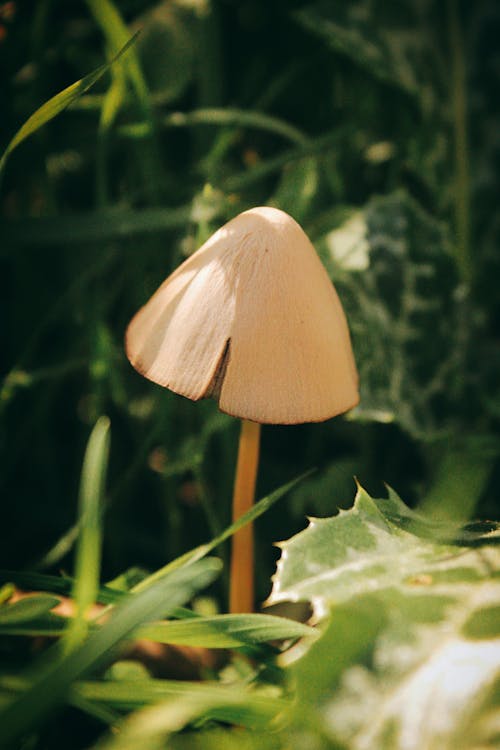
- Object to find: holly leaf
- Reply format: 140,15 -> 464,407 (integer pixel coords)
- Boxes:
269,484 -> 500,616
319,191 -> 461,439
291,583 -> 500,750
274,486 -> 500,749
375,486 -> 500,546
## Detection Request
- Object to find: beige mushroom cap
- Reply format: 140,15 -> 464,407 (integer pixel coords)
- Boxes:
126,206 -> 359,424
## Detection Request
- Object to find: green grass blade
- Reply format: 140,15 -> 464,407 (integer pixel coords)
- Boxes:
136,612 -> 315,648
0,611 -> 314,648
0,33 -> 138,179
75,679 -> 287,731
132,470 -> 313,594
0,570 -> 201,622
0,585 -> 14,605
119,107 -> 308,145
86,0 -> 149,106
85,0 -> 160,202
35,523 -> 81,570
0,205 -> 195,249
0,570 -> 122,605
96,66 -> 127,205
0,596 -> 62,625
65,417 -> 110,650
0,558 -> 221,748
70,693 -> 122,727
0,614 -> 68,637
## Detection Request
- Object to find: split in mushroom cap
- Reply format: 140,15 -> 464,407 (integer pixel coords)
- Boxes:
126,206 -> 359,424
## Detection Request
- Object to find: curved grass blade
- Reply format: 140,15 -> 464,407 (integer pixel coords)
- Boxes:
76,680 -> 287,737
132,470 -> 314,594
0,611 -> 314,649
136,612 -> 315,649
0,33 -> 138,180
119,107 -> 308,145
86,0 -> 148,105
0,596 -> 62,626
0,570 -> 123,606
0,570 -> 199,623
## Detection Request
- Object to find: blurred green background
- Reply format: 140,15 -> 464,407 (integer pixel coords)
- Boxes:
1,0 -> 499,607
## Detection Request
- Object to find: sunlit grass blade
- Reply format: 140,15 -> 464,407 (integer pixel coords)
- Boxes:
0,34 -> 138,180
0,584 -> 14,605
0,558 -> 221,748
75,680 -> 287,734
79,679 -> 282,712
86,0 -> 148,105
136,612 -> 315,649
85,0 -> 161,202
132,470 -> 314,594
64,417 -> 110,650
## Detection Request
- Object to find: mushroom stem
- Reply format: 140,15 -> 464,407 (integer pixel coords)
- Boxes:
229,419 -> 261,613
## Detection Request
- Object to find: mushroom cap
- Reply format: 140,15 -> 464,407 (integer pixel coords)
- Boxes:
126,206 -> 359,424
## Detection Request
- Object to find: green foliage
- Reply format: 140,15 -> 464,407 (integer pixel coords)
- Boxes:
0,604 -> 314,650
89,688 -> 286,750
323,191 -> 455,436
0,554 -> 224,746
292,587 -> 500,749
271,488 -> 497,750
1,1 -> 499,748
0,595 -> 62,626
295,0 -> 440,100
66,417 -> 110,649
131,469 -> 312,587
2,464 -> 499,750
273,487 -> 500,749
0,422 -> 310,746
0,34 -> 138,179
270,484 -> 500,613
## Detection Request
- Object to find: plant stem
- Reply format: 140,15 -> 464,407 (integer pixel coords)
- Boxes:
448,0 -> 471,284
86,0 -> 162,204
117,108 -> 307,145
230,419 -> 261,613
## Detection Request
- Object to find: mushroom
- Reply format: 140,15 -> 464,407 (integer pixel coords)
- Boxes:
126,206 -> 359,613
